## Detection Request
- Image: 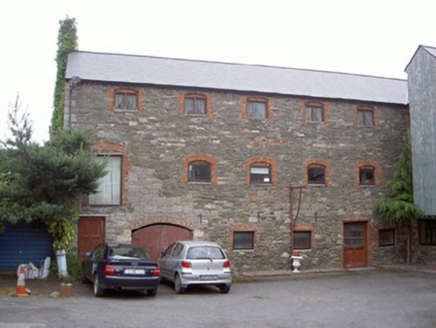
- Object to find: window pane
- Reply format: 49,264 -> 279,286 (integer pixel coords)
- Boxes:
115,94 -> 125,109
379,229 -> 395,246
234,232 -> 254,249
188,161 -> 211,182
125,94 -> 137,110
305,107 -> 313,121
313,107 -> 322,121
195,98 -> 205,114
248,101 -> 266,118
185,98 -> 194,114
89,156 -> 122,205
250,164 -> 271,183
357,110 -> 365,125
308,166 -> 325,184
293,231 -> 311,249
365,110 -> 373,125
419,220 -> 436,245
360,167 -> 375,185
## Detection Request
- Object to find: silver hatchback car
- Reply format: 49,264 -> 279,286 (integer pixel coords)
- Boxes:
158,241 -> 232,294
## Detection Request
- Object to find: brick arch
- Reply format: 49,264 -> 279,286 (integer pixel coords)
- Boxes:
181,154 -> 218,184
92,141 -> 132,206
107,86 -> 145,112
122,216 -> 199,237
302,158 -> 333,186
353,104 -> 379,126
300,100 -> 330,123
354,160 -> 382,186
245,156 -> 278,185
178,91 -> 213,116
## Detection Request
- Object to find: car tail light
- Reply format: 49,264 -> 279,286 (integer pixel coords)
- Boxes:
223,261 -> 230,268
153,266 -> 160,276
181,261 -> 191,268
104,265 -> 115,274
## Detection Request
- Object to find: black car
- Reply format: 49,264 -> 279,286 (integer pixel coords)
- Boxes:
82,243 -> 160,297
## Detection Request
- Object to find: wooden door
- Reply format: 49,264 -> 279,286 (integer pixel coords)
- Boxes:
343,222 -> 368,269
132,224 -> 193,261
77,217 -> 105,259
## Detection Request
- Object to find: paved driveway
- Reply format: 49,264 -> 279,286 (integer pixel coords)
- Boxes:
0,269 -> 435,328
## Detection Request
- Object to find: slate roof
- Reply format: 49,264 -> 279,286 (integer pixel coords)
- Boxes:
66,51 -> 408,105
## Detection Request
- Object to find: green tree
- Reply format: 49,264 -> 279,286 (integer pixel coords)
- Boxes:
376,134 -> 423,264
0,99 -> 107,251
51,17 -> 78,135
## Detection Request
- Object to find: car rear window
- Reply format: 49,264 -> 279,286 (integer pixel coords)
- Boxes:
109,246 -> 151,260
187,246 -> 225,260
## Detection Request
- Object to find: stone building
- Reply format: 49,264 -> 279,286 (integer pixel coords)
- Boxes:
65,51 -> 411,274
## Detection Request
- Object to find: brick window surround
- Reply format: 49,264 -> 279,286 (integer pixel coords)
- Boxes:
178,91 -> 212,116
300,100 -> 329,122
293,223 -> 316,250
242,96 -> 273,119
229,223 -> 260,251
107,87 -> 145,112
353,105 -> 378,126
245,156 -> 278,185
376,222 -> 396,247
90,141 -> 132,206
182,154 -> 218,184
302,158 -> 332,187
354,160 -> 382,186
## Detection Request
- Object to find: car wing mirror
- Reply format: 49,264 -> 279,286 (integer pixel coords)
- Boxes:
84,252 -> 91,257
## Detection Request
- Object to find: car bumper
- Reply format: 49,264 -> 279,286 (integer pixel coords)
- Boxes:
179,272 -> 232,287
100,275 -> 160,291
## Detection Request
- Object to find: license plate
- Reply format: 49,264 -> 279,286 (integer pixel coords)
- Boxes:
200,275 -> 217,280
124,269 -> 145,275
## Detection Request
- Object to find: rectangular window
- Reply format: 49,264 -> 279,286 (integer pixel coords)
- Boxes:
308,165 -> 326,184
188,161 -> 211,182
247,101 -> 267,118
233,232 -> 254,250
250,164 -> 271,184
115,91 -> 138,110
419,219 -> 436,245
360,166 -> 375,185
344,224 -> 365,246
293,231 -> 311,249
306,106 -> 323,122
185,96 -> 206,114
379,229 -> 395,246
89,156 -> 122,205
357,109 -> 373,125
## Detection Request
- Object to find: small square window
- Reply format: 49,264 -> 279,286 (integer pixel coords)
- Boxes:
188,161 -> 211,182
360,166 -> 375,185
293,231 -> 311,249
247,101 -> 267,118
379,229 -> 395,246
357,109 -> 373,125
308,165 -> 326,184
185,95 -> 206,114
115,91 -> 138,110
419,219 -> 436,245
250,163 -> 271,184
306,106 -> 323,122
233,232 -> 254,250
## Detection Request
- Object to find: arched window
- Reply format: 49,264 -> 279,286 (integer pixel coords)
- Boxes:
308,164 -> 326,184
114,89 -> 138,110
250,162 -> 271,184
188,160 -> 211,182
185,94 -> 207,115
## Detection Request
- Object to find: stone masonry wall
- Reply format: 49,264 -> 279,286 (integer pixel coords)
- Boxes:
68,81 -> 409,273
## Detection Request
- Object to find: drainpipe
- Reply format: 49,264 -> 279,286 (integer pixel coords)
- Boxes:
67,76 -> 81,127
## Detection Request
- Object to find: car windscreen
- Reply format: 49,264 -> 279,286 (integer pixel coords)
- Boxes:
186,246 -> 225,260
108,246 -> 151,260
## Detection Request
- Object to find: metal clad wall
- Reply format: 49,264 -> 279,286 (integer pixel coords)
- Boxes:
407,48 -> 436,216
0,222 -> 53,271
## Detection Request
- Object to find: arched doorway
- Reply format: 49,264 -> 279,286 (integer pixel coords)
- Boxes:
132,223 -> 193,260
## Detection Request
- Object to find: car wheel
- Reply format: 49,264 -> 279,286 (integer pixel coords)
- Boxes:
147,288 -> 158,297
219,284 -> 230,294
174,274 -> 186,294
93,275 -> 105,297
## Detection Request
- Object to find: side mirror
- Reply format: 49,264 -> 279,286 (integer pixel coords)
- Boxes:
85,252 -> 91,257
158,252 -> 165,257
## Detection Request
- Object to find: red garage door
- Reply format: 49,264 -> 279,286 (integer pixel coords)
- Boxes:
132,224 -> 193,261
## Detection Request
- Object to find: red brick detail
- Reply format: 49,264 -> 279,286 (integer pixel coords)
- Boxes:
245,156 -> 278,185
376,222 -> 398,247
229,223 -> 260,251
178,91 -> 213,116
353,105 -> 379,126
122,216 -> 198,237
293,223 -> 317,250
354,160 -> 382,186
92,141 -> 132,206
339,215 -> 372,223
300,100 -> 330,123
241,96 -> 274,119
301,158 -> 333,187
181,154 -> 218,184
107,87 -> 145,112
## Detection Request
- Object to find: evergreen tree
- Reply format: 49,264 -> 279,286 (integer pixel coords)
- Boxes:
376,134 -> 423,263
51,17 -> 78,135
